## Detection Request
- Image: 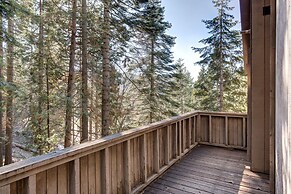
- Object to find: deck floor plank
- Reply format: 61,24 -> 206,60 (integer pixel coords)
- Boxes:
142,145 -> 270,194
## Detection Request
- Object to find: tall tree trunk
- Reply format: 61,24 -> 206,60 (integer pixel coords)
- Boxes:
0,15 -> 4,167
149,36 -> 155,123
218,5 -> 224,111
101,0 -> 110,137
46,59 -> 50,146
81,0 -> 88,142
37,0 -> 44,154
5,18 -> 14,165
219,65 -> 224,111
64,0 -> 77,148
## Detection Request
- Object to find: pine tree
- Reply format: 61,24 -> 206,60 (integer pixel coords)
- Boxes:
64,0 -> 77,148
171,59 -> 195,114
5,17 -> 14,164
81,0 -> 88,142
131,0 -> 176,123
192,0 -> 246,112
0,14 -> 4,166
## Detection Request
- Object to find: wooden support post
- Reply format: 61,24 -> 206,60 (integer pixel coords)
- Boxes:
140,134 -> 147,182
197,114 -> 201,142
0,185 -> 10,194
209,115 -> 212,143
182,120 -> 186,151
193,116 -> 196,144
165,126 -> 170,165
69,159 -> 80,194
175,123 -> 178,158
102,148 -> 111,194
188,118 -> 191,147
124,140 -> 131,193
153,129 -> 160,173
178,121 -> 182,156
225,116 -> 228,146
47,167 -> 58,194
28,175 -> 36,194
243,117 -> 246,148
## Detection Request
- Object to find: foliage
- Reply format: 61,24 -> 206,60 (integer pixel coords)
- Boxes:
192,0 -> 247,113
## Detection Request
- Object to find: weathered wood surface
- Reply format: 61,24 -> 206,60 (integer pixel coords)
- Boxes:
143,145 -> 270,194
0,111 -> 247,194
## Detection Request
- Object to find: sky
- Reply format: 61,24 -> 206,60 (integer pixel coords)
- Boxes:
160,0 -> 241,80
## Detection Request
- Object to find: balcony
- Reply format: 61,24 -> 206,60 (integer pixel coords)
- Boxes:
0,111 -> 269,194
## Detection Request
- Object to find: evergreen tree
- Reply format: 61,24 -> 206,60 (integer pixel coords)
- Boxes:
192,0 -> 246,112
171,59 -> 195,114
131,0 -> 176,123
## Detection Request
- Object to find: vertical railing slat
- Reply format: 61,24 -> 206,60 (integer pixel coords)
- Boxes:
188,118 -> 191,147
209,115 -> 212,143
28,175 -> 36,194
225,116 -> 228,146
243,117 -> 246,148
141,134 -> 147,183
102,148 -> 111,194
165,126 -> 170,165
124,141 -> 131,194
153,129 -> 160,173
197,114 -> 201,142
69,159 -> 80,194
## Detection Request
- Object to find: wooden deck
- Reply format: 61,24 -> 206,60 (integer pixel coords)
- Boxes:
143,145 -> 270,194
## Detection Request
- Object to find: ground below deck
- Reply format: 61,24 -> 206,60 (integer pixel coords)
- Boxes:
142,145 -> 270,194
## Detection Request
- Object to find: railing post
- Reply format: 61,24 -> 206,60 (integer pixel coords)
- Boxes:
153,129 -> 160,173
141,134 -> 147,182
102,148 -> 111,194
175,123 -> 178,158
192,116 -> 196,144
197,114 -> 201,142
183,120 -> 186,152
187,118 -> 191,148
243,117 -> 246,148
225,116 -> 228,146
165,126 -> 170,165
28,175 -> 36,194
0,185 -> 10,194
124,141 -> 131,194
69,159 -> 80,194
178,121 -> 182,156
209,115 -> 212,143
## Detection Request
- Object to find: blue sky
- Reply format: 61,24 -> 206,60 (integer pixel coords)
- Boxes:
160,0 -> 241,80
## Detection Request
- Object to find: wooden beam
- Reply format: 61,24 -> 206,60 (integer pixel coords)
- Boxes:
141,134 -> 147,183
209,115 -> 212,143
165,126 -> 170,165
102,148 -> 111,194
124,140 -> 131,194
225,116 -> 228,146
28,175 -> 36,194
197,114 -> 201,142
153,129 -> 160,173
243,117 -> 246,148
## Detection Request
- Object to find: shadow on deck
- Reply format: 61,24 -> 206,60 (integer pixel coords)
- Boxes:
143,145 -> 270,194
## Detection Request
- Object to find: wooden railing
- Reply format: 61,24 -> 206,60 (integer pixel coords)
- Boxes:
0,111 -> 247,194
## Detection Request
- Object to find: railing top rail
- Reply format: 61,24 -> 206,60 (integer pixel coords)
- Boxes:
0,111 -> 198,180
0,110 -> 246,182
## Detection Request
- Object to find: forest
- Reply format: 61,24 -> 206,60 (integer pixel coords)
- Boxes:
0,0 -> 246,166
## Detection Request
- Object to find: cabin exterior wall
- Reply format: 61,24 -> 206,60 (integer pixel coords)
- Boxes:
275,0 -> 291,193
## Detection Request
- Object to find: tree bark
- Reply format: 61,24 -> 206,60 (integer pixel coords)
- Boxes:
149,36 -> 155,123
218,4 -> 224,111
101,0 -> 111,137
81,0 -> 88,142
5,18 -> 14,165
37,0 -> 44,154
64,0 -> 77,148
0,15 -> 4,166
